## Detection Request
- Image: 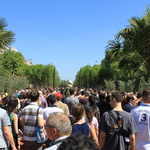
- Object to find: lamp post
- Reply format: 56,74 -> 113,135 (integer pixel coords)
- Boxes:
53,66 -> 55,89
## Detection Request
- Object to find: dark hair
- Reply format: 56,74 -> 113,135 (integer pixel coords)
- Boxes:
81,91 -> 85,96
142,89 -> 150,97
111,91 -> 123,102
72,103 -> 85,123
126,94 -> 134,102
7,97 -> 18,115
89,95 -> 96,106
46,94 -> 57,105
99,94 -> 105,101
57,134 -> 99,150
69,87 -> 76,95
30,90 -> 39,102
84,105 -> 93,123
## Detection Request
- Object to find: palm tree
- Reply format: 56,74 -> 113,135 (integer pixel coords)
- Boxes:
0,17 -> 15,52
106,5 -> 150,92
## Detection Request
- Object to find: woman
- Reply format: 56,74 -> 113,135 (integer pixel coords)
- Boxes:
83,105 -> 99,137
7,97 -> 20,150
71,103 -> 99,146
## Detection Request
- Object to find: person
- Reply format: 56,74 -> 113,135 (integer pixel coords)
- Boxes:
44,112 -> 72,150
57,134 -> 100,150
64,87 -> 79,114
55,92 -> 70,116
82,105 -> 99,137
21,90 -> 46,150
71,103 -> 99,146
43,94 -> 63,120
96,93 -> 112,117
7,97 -> 20,150
130,89 -> 150,150
38,91 -> 48,108
89,95 -> 100,125
122,94 -> 136,112
0,107 -> 17,150
100,91 -> 138,150
79,91 -> 91,105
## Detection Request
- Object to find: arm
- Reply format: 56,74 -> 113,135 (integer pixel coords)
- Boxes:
38,117 -> 46,128
89,124 -> 99,146
129,134 -> 136,150
99,131 -> 106,150
13,114 -> 20,149
3,126 -> 17,150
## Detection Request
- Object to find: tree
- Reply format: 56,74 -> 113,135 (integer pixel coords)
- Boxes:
106,5 -> 150,92
0,51 -> 26,76
0,17 -> 15,51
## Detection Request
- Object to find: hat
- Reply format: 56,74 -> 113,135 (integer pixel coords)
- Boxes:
55,92 -> 62,100
38,91 -> 42,96
84,105 -> 91,111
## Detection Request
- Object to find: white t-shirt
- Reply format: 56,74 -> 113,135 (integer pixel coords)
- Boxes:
131,103 -> 150,150
43,106 -> 64,120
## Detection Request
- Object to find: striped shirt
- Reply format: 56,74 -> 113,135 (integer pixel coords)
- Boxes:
21,102 -> 43,141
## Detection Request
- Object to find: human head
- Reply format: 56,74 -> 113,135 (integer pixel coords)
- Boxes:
72,103 -> 85,122
126,94 -> 136,106
7,97 -> 18,114
142,89 -> 150,103
57,134 -> 99,150
38,91 -> 43,97
30,90 -> 39,102
89,95 -> 96,106
69,87 -> 76,95
46,94 -> 57,105
111,91 -> 123,102
84,105 -> 93,123
55,92 -> 62,100
45,112 -> 71,141
84,91 -> 91,97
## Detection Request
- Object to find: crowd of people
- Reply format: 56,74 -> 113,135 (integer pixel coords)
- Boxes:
0,87 -> 150,150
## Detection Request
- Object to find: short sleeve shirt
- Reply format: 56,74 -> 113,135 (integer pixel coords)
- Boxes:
131,103 -> 150,150
0,108 -> 11,148
21,102 -> 44,141
100,110 -> 138,150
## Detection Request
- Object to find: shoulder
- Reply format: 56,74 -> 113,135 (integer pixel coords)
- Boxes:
44,145 -> 58,150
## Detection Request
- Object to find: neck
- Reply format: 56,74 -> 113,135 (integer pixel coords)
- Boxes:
113,102 -> 123,111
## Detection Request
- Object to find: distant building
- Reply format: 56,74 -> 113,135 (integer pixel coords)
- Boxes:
0,46 -> 34,66
25,60 -> 34,66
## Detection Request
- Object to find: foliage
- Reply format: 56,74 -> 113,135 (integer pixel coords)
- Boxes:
24,64 -> 60,89
0,75 -> 29,94
74,65 -> 101,88
0,17 -> 15,50
0,51 -> 26,76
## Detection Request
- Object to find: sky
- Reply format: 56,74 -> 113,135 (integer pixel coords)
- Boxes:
1,0 -> 150,81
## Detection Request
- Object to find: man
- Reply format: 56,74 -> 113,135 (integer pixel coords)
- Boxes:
43,94 -> 63,120
21,90 -> 46,150
44,112 -> 72,150
64,87 -> 79,114
131,89 -> 150,150
57,134 -> 99,150
79,91 -> 91,105
38,91 -> 48,108
123,94 -> 136,112
55,92 -> 70,116
0,107 -> 17,150
100,91 -> 138,150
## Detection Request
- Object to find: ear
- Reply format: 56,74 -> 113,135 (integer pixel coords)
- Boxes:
53,128 -> 58,135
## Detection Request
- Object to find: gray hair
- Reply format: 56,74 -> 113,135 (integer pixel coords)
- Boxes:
46,112 -> 71,136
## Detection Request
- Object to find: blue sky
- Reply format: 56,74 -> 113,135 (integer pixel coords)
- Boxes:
1,0 -> 149,81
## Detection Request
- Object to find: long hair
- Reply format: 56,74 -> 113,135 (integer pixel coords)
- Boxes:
72,103 -> 85,123
7,97 -> 18,115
